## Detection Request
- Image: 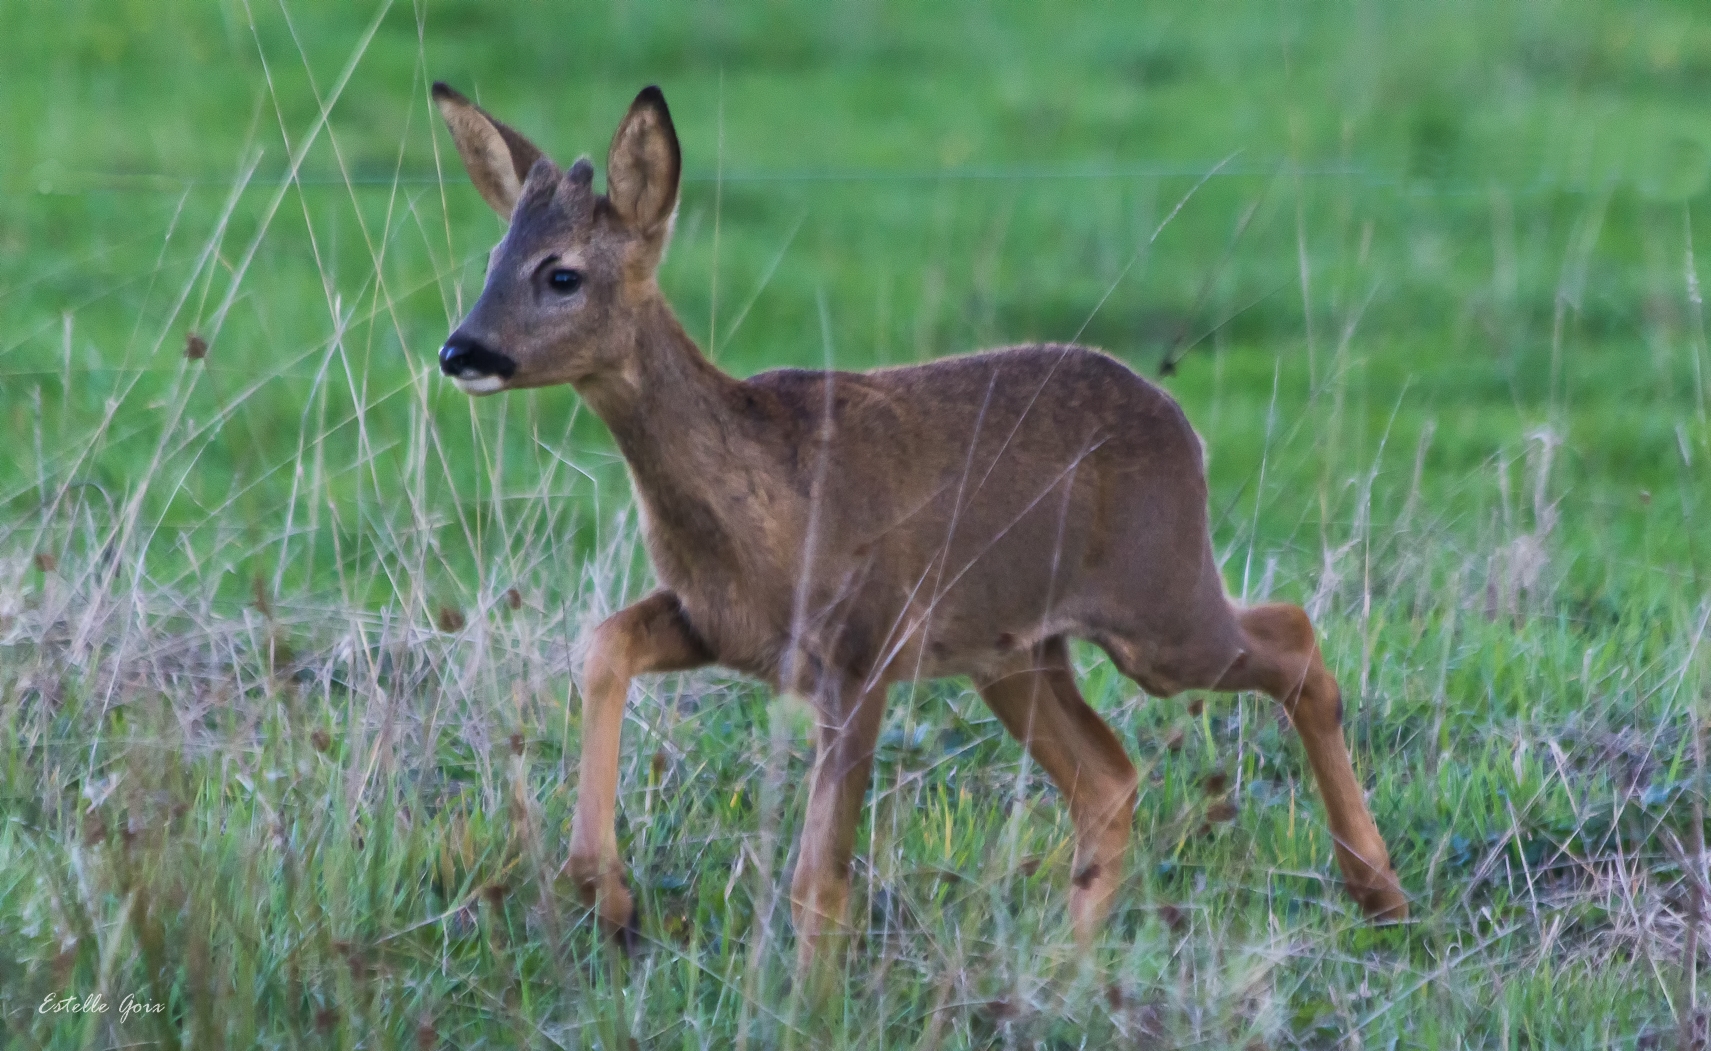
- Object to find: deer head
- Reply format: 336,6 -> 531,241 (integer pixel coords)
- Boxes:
433,83 -> 682,395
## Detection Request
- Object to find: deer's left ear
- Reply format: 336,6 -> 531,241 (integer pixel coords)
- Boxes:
432,81 -> 545,220
606,86 -> 681,236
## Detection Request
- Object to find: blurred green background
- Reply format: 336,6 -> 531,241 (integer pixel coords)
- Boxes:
3,0 -> 1707,612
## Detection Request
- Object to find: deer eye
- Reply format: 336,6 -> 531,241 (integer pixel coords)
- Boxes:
547,268 -> 583,294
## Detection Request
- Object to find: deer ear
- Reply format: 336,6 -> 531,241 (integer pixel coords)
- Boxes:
606,86 -> 681,235
433,82 -> 545,220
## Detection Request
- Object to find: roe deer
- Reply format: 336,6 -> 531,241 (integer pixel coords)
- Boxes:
432,82 -> 1407,966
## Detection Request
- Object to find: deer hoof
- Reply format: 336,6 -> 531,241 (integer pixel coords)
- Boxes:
1351,871 -> 1408,923
562,854 -> 636,934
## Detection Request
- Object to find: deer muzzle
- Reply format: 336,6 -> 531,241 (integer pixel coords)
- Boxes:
439,332 -> 517,394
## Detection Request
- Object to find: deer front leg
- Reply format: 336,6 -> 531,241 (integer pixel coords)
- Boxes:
791,677 -> 889,982
564,592 -> 711,944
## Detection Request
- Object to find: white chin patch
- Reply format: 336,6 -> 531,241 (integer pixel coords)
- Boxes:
453,375 -> 506,395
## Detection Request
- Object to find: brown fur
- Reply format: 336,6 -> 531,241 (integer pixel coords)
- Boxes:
433,84 -> 1407,968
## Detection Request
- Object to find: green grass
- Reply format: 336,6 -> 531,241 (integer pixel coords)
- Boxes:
3,0 -> 1710,1046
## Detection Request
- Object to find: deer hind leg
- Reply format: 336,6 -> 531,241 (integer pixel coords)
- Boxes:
790,677 -> 889,978
1214,603 -> 1406,921
564,591 -> 712,946
976,636 -> 1139,947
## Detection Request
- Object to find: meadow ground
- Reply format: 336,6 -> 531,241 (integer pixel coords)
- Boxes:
3,0 -> 1711,1046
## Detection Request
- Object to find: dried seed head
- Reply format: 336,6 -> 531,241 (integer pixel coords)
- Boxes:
1202,771 -> 1229,796
482,881 -> 508,907
251,576 -> 272,618
981,996 -> 1017,1022
504,587 -> 522,611
437,605 -> 466,633
33,552 -> 57,573
184,332 -> 208,360
415,1016 -> 437,1051
508,731 -> 524,756
1207,799 -> 1238,823
651,750 -> 668,780
310,727 -> 332,753
1157,903 -> 1187,933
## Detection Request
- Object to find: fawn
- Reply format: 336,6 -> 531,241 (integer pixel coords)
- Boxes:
432,82 -> 1406,967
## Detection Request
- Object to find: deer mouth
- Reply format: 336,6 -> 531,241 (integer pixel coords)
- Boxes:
453,374 -> 507,395
439,333 -> 517,394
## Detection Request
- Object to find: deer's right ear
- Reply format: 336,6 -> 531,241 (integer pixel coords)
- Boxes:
432,82 -> 544,220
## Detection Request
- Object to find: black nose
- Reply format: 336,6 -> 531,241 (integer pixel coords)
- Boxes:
439,333 -> 517,379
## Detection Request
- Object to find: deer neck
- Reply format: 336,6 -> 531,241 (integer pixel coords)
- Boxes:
575,295 -> 756,560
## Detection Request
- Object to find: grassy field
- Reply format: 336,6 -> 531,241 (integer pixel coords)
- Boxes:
3,0 -> 1711,1046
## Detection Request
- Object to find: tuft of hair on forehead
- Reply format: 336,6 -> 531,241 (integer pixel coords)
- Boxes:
513,156 -> 562,213
512,155 -> 597,228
